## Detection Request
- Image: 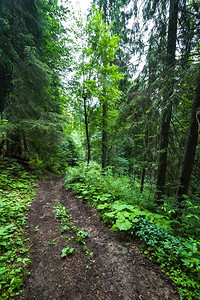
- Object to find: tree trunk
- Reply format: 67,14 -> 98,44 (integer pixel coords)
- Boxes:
83,96 -> 91,165
156,0 -> 178,198
6,133 -> 22,158
98,2 -> 108,172
0,66 -> 11,114
177,67 -> 200,198
140,130 -> 148,193
102,101 -> 107,171
22,132 -> 28,152
140,167 -> 146,193
156,101 -> 172,197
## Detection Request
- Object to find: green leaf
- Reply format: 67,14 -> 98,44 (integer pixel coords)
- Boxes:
97,203 -> 110,210
103,211 -> 116,218
61,247 -> 75,258
116,210 -> 129,218
110,224 -> 118,231
115,218 -> 132,231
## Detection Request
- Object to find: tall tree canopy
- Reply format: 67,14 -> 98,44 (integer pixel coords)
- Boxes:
0,0 -> 71,164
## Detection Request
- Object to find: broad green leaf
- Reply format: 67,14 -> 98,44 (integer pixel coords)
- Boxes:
97,203 -> 110,210
115,218 -> 132,231
103,211 -> 116,218
116,211 -> 131,219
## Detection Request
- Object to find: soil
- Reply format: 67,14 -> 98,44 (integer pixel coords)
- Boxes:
17,177 -> 180,300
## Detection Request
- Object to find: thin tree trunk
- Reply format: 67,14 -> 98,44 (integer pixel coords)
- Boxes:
102,101 -> 107,171
140,168 -> 146,193
0,67 -> 7,114
23,132 -> 28,152
140,130 -> 148,193
83,96 -> 91,165
177,67 -> 200,198
156,0 -> 178,199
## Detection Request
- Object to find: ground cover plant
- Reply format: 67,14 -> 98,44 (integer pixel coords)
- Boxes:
0,159 -> 36,299
64,162 -> 200,300
54,201 -> 94,260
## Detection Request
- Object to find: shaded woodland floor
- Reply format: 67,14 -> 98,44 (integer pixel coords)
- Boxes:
16,177 -> 180,300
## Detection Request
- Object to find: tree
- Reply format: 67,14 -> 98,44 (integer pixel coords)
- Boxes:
177,66 -> 200,198
0,0 -> 71,164
155,0 -> 179,198
92,0 -> 134,89
73,7 -> 122,169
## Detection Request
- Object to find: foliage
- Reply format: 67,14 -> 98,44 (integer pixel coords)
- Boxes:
0,0 -> 72,166
1,0 -> 200,297
132,220 -> 200,299
65,161 -> 156,209
61,246 -> 75,258
92,0 -> 136,83
70,6 -> 122,166
0,159 -> 36,299
64,163 -> 200,299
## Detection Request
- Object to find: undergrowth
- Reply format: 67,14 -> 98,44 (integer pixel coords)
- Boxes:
54,201 -> 94,260
64,162 -> 200,300
0,158 -> 36,299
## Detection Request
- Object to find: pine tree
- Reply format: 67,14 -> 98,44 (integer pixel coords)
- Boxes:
0,0 -> 70,162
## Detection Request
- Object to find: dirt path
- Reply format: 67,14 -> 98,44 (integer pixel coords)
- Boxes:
18,177 -> 179,300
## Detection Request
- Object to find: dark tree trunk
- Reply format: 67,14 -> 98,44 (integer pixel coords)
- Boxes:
166,0 -> 179,66
83,96 -> 91,165
156,0 -> 179,198
0,68 -> 7,114
0,66 -> 11,114
177,68 -> 200,198
140,130 -> 148,193
102,101 -> 107,171
8,134 -> 22,158
23,132 -> 28,152
140,168 -> 146,193
156,101 -> 173,197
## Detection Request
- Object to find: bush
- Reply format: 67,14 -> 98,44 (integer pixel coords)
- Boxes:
64,162 -> 200,299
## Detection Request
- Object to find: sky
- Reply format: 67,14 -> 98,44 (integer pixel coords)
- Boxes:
59,0 -> 92,15
78,0 -> 92,14
68,0 -> 92,15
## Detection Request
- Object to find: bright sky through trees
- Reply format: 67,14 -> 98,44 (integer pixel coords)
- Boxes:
64,0 -> 92,15
78,0 -> 92,13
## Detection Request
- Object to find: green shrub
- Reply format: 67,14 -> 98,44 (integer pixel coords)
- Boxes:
64,162 -> 200,299
65,161 -> 156,210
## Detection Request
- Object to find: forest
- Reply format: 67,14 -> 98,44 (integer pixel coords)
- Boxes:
0,0 -> 200,299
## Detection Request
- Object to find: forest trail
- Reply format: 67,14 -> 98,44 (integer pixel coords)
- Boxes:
18,177 -> 179,300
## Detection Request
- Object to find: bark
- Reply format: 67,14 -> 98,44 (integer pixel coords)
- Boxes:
6,134 -> 22,158
177,67 -> 200,198
166,0 -> 179,66
156,101 -> 173,197
140,168 -> 146,193
83,96 -> 91,165
156,0 -> 179,198
102,101 -> 107,171
140,130 -> 148,193
0,66 -> 11,114
0,139 -> 5,156
23,132 -> 28,152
